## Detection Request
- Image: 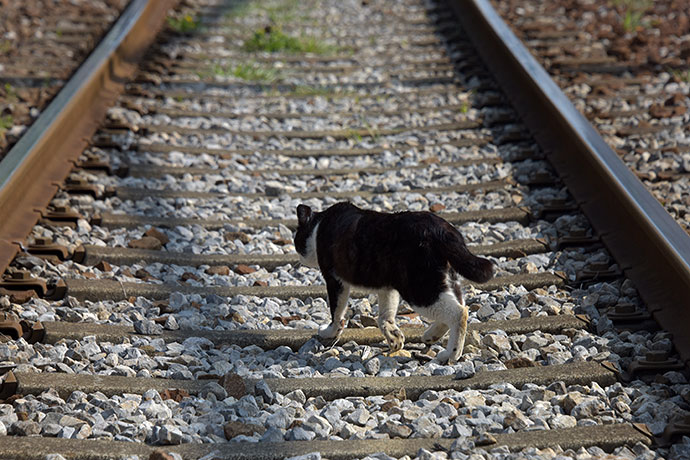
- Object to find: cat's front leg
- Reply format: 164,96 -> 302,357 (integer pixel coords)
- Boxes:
377,289 -> 405,353
319,275 -> 350,340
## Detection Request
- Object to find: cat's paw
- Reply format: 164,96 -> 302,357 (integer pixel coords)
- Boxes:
436,349 -> 450,364
318,321 -> 344,339
380,320 -> 405,352
436,349 -> 461,365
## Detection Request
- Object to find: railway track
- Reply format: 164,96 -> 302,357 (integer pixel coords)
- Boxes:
1,0 -> 690,459
0,0 -> 129,161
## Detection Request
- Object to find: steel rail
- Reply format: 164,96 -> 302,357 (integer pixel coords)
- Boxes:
0,0 -> 174,276
448,0 -> 690,363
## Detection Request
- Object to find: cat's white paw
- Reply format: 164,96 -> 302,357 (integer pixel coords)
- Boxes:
380,320 -> 404,353
436,349 -> 450,364
318,322 -> 342,339
436,349 -> 461,365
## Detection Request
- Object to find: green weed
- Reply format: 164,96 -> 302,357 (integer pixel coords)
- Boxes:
0,40 -> 11,55
202,62 -> 280,82
669,68 -> 690,82
613,0 -> 652,32
290,85 -> 336,97
244,27 -> 337,54
348,129 -> 363,143
0,114 -> 14,137
4,83 -> 17,103
460,90 -> 475,114
167,14 -> 199,33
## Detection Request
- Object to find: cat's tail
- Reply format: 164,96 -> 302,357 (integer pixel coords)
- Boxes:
442,227 -> 494,283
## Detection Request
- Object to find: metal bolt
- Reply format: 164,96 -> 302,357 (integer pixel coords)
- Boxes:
9,271 -> 30,280
615,303 -> 636,314
588,262 -> 610,271
646,350 -> 669,362
547,198 -> 567,206
569,228 -> 586,237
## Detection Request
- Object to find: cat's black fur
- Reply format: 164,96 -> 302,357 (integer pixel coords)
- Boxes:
294,201 -> 494,363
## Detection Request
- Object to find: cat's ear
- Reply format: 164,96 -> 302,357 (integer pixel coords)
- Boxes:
297,204 -> 313,226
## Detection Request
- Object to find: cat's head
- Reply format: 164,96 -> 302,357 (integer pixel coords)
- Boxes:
294,204 -> 319,268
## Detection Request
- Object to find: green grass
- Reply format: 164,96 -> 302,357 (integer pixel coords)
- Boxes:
612,0 -> 652,32
244,27 -> 337,54
4,83 -> 17,103
167,14 -> 199,33
201,62 -> 280,82
0,40 -> 11,55
0,114 -> 14,137
460,90 -> 475,114
290,85 -> 335,97
670,68 -> 690,82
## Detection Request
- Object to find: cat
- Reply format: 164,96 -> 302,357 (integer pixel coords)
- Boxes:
294,201 -> 494,364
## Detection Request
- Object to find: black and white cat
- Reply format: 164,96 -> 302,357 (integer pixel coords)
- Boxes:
294,202 -> 494,364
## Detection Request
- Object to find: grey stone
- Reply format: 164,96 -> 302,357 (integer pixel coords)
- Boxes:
323,356 -> 346,371
266,408 -> 292,430
73,424 -> 92,439
481,333 -> 510,352
285,389 -> 306,405
476,304 -> 495,320
59,426 -> 76,439
454,361 -> 476,380
255,380 -> 274,404
133,319 -> 163,335
522,335 -> 550,350
458,390 -> 485,407
365,357 -> 381,375
381,421 -> 412,438
158,425 -> 186,445
549,414 -> 577,429
11,420 -> 41,436
412,414 -> 443,438
571,398 -> 605,418
168,292 -> 186,311
40,388 -> 65,405
139,400 -> 172,419
346,407 -> 370,426
286,426 -> 316,441
260,427 -> 286,442
503,409 -> 532,430
447,421 -> 472,437
58,415 -> 86,427
164,315 -> 179,330
416,448 -> 446,460
200,382 -> 227,400
298,338 -> 322,355
285,453 -> 321,460
669,444 -> 690,459
303,414 -> 332,438
432,365 -> 455,376
433,402 -> 457,419
559,391 -> 584,414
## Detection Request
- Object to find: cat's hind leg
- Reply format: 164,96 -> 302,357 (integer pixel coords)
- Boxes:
433,289 -> 468,364
422,321 -> 449,346
377,289 -> 405,353
319,275 -> 351,341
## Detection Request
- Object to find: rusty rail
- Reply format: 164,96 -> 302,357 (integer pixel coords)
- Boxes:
0,0 -> 175,276
447,0 -> 690,363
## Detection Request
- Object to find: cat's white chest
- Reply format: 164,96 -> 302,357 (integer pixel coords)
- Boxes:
299,222 -> 320,268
